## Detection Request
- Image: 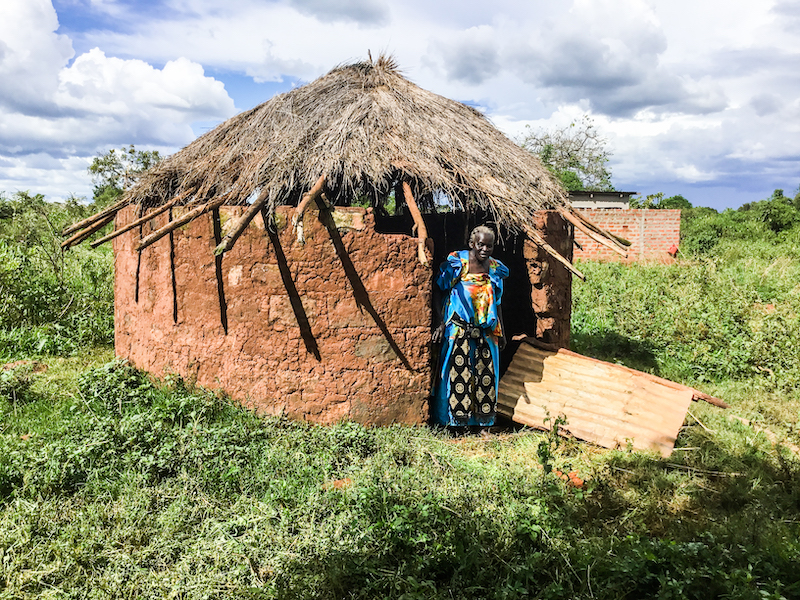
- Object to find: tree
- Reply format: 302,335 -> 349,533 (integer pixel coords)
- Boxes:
0,191 -> 91,283
88,145 -> 162,208
519,115 -> 613,191
630,193 -> 692,209
740,189 -> 800,233
660,194 -> 692,209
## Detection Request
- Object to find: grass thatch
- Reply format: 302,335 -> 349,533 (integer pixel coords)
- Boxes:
131,55 -> 567,222
114,57 -> 569,217
65,55 -> 629,266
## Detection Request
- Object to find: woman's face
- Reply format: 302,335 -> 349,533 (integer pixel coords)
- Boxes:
470,231 -> 494,262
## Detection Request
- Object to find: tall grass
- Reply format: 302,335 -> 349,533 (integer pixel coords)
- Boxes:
0,242 -> 114,357
0,193 -> 114,358
571,225 -> 800,471
572,250 -> 800,387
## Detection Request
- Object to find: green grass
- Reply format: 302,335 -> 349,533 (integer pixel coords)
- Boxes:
1,205 -> 799,598
571,229 -> 800,451
0,192 -> 115,360
0,355 -> 798,599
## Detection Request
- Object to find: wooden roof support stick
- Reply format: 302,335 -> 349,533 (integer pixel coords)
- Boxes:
62,197 -> 130,237
689,390 -> 729,409
292,175 -> 327,244
402,181 -> 430,267
61,213 -> 116,249
570,209 -> 631,249
214,189 -> 269,256
523,225 -> 585,280
558,208 -> 628,258
137,196 -> 226,252
90,191 -> 195,248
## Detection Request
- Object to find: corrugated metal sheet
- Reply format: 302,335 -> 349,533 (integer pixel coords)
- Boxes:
498,340 -> 696,457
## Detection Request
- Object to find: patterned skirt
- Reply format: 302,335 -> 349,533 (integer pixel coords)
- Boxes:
432,317 -> 498,427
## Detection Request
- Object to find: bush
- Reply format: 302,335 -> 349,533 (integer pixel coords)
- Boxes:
572,256 -> 800,391
0,362 -> 37,404
681,190 -> 800,255
0,192 -> 114,358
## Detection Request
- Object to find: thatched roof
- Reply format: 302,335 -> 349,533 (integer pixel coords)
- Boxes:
63,55 -> 628,270
135,55 -> 566,215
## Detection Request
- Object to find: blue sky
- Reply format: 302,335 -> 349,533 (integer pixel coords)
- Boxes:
1,0 -> 799,210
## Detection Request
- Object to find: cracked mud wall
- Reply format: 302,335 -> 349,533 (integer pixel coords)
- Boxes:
115,204 -> 431,425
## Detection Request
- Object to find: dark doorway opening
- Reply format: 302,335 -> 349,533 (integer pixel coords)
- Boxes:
374,210 -> 540,376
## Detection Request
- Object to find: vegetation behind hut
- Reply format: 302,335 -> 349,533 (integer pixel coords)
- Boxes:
519,115 -> 614,192
0,191 -> 113,357
88,145 -> 162,208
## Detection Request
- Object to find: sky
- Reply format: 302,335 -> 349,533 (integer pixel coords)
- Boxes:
1,0 -> 799,210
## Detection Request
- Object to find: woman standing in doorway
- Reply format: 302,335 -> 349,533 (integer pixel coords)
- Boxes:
432,225 -> 509,430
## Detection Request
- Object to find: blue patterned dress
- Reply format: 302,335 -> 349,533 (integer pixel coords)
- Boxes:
432,250 -> 509,426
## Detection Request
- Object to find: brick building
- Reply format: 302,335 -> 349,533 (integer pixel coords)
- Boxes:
568,191 -> 682,261
573,209 -> 681,262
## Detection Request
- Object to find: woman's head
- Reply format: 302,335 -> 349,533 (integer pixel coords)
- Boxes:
469,225 -> 496,246
469,225 -> 496,262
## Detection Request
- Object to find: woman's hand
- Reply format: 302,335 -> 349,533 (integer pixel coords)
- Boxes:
432,322 -> 446,344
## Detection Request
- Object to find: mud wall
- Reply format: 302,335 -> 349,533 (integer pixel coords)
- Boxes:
114,204 -> 572,425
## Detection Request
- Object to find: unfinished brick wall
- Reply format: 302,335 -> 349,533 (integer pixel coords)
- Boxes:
573,209 -> 681,262
114,204 -> 572,425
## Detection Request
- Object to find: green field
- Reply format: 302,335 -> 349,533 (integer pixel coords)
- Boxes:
1,193 -> 799,599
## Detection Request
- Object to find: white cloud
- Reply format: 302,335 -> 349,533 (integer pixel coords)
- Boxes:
287,0 -> 391,25
0,0 -> 235,199
1,0 -> 799,208
56,49 -> 233,120
0,0 -> 74,114
0,154 -> 97,200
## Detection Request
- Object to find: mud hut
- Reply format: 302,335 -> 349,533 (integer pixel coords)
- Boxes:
64,55 -> 627,425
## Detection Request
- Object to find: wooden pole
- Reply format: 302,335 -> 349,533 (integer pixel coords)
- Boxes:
136,197 -> 226,252
214,189 -> 269,256
401,181 -> 431,267
62,197 -> 129,237
689,390 -> 729,409
558,208 -> 628,258
89,192 -> 194,248
523,225 -> 585,280
292,175 -> 327,245
569,208 -> 631,249
61,213 -> 116,249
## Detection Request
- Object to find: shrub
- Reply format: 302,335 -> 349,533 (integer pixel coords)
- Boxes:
0,193 -> 114,358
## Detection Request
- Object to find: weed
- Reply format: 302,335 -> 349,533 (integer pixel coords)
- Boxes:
2,357 -> 797,598
0,363 -> 38,405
